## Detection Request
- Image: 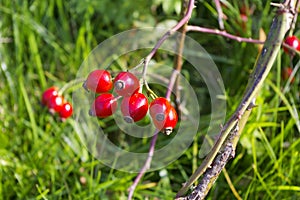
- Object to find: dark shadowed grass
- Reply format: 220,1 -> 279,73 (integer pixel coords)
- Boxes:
0,0 -> 299,199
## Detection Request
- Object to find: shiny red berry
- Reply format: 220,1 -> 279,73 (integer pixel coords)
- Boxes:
121,92 -> 148,123
149,97 -> 178,134
89,93 -> 118,118
83,69 -> 113,93
114,72 -> 140,97
283,36 -> 300,54
59,102 -> 73,120
150,97 -> 178,135
149,97 -> 171,122
48,95 -> 64,114
161,106 -> 178,135
42,86 -> 58,106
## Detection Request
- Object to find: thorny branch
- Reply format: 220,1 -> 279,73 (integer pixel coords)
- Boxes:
176,0 -> 297,199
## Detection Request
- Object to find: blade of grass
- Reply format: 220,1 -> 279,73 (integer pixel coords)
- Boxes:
222,168 -> 242,200
28,32 -> 46,89
19,78 -> 38,141
251,136 -> 275,199
257,127 -> 277,163
267,79 -> 300,132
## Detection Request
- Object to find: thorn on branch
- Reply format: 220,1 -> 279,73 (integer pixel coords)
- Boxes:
246,98 -> 257,110
270,2 -> 285,9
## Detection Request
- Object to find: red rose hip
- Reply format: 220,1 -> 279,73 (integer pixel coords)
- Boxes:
48,95 -> 64,114
149,97 -> 171,122
121,92 -> 148,123
162,106 -> 178,135
283,36 -> 300,54
83,69 -> 113,93
114,71 -> 140,97
151,104 -> 178,135
89,93 -> 118,118
59,102 -> 73,120
149,97 -> 178,134
42,86 -> 58,106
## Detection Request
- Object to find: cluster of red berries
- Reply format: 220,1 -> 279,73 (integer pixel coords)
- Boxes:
83,69 -> 178,135
41,87 -> 73,121
283,35 -> 300,55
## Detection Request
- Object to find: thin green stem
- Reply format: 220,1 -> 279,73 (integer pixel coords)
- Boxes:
58,78 -> 86,96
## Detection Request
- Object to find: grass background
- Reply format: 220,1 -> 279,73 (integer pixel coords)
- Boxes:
1,0 -> 300,199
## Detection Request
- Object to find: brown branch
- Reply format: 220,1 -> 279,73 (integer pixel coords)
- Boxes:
186,25 -> 264,44
127,131 -> 159,200
176,0 -> 297,199
142,0 -> 195,80
127,0 -> 195,199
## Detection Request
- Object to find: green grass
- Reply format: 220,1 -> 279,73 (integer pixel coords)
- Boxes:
1,0 -> 300,199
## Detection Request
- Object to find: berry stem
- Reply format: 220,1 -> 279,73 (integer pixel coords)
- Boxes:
282,42 -> 300,56
130,58 -> 145,71
58,77 -> 86,96
144,83 -> 158,100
